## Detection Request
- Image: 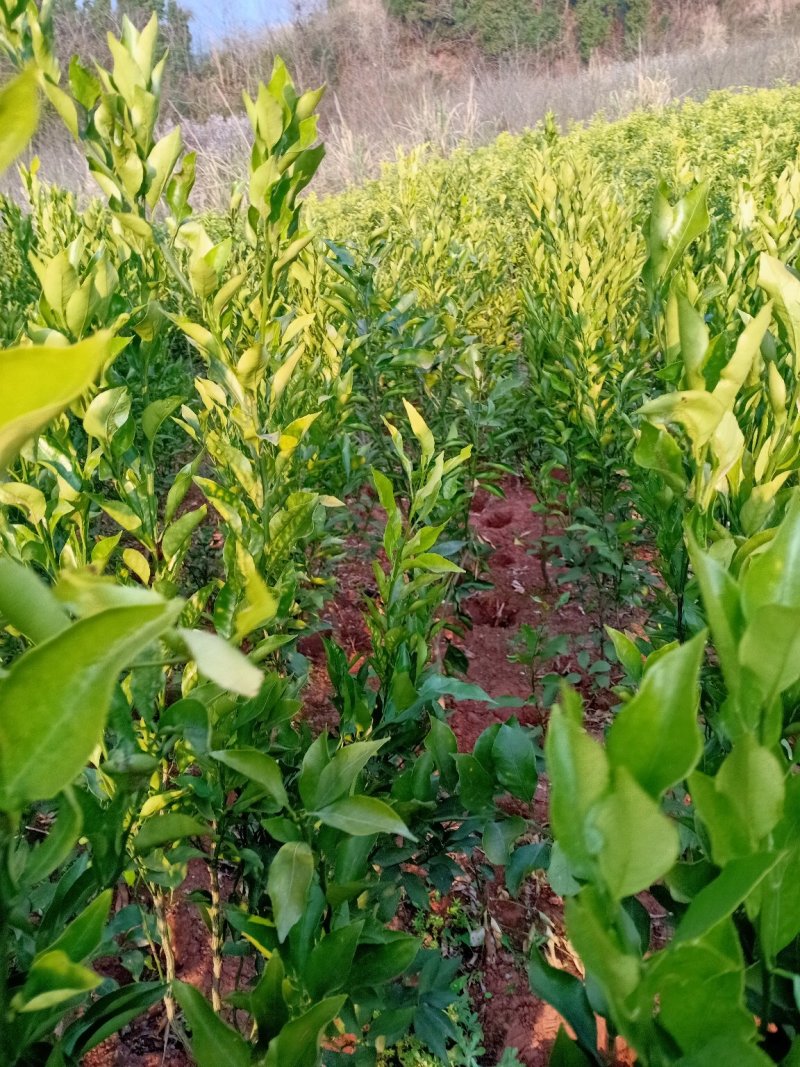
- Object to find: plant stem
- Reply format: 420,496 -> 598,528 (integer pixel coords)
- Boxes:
208,827 -> 224,1011
209,828 -> 223,1013
154,889 -> 177,1028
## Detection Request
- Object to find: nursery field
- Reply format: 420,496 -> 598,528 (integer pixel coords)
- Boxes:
5,3 -> 800,1066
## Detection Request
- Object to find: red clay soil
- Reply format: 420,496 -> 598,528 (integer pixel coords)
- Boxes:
86,479 -> 643,1066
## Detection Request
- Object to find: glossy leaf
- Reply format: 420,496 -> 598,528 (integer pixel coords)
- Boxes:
0,68 -> 40,174
0,333 -> 126,470
492,722 -> 538,802
46,890 -> 112,962
673,853 -> 779,944
12,949 -> 100,1013
134,813 -> 210,853
593,767 -> 679,899
313,796 -> 415,839
313,739 -> 386,809
267,841 -> 314,942
264,995 -> 346,1067
606,633 -> 704,797
210,748 -> 288,808
173,980 -> 250,1067
0,601 -> 178,810
0,557 -> 69,644
546,701 -> 609,878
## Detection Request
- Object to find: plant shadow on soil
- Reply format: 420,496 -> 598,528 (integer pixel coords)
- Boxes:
86,480 -> 651,1066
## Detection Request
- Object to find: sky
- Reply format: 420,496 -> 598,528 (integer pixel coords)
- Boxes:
182,0 -> 293,47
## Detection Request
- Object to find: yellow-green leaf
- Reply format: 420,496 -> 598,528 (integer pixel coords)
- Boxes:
0,333 -> 127,471
0,601 -> 179,809
402,398 -> 435,461
0,69 -> 40,175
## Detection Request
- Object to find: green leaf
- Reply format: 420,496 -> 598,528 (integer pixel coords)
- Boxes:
473,723 -> 502,774
675,1034 -> 773,1067
637,925 -> 759,1054
606,633 -> 704,798
69,57 -> 101,109
454,752 -> 496,812
372,468 -> 397,516
298,733 -> 330,810
664,858 -> 716,903
760,777 -> 800,958
673,853 -> 779,944
0,601 -> 178,810
413,1002 -> 457,1062
759,253 -> 800,359
546,700 -> 609,879
250,952 -> 288,1045
492,722 -> 538,802
61,982 -> 165,1058
162,507 -> 206,565
401,674 -> 513,723
12,950 -> 100,1013
305,920 -> 364,1000
528,950 -> 597,1058
549,1026 -> 594,1065
265,995 -> 346,1067
82,387 -> 131,443
593,767 -> 679,899
142,395 -> 182,443
0,68 -> 40,175
134,814 -> 210,853
173,980 -> 250,1067
742,491 -> 800,617
0,332 -> 126,470
424,715 -> 458,790
604,627 -> 644,682
210,748 -> 288,808
24,789 -> 83,884
715,737 -> 785,846
506,842 -> 550,897
688,536 -> 743,696
159,699 -> 210,753
268,841 -> 314,942
47,890 -> 112,962
689,771 -> 752,866
645,181 -> 710,288
404,551 -> 462,574
402,398 -> 435,461
761,844 -> 800,959
314,740 -> 386,809
676,289 -> 710,388
482,816 -> 526,866
352,934 -> 420,988
314,796 -> 415,839
0,558 -> 70,644
565,888 -> 640,1006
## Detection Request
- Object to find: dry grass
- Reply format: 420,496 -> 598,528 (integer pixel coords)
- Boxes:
4,0 -> 800,206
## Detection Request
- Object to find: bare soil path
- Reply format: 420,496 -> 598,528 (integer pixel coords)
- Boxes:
87,479 -> 642,1066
